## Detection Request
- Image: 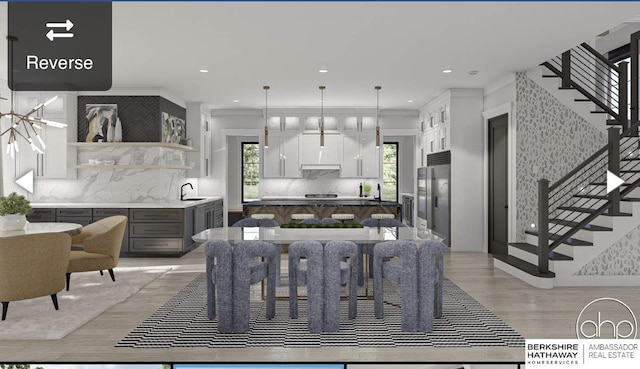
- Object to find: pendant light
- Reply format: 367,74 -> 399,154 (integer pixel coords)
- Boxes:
319,85 -> 325,148
263,86 -> 270,148
0,36 -> 66,159
375,86 -> 381,148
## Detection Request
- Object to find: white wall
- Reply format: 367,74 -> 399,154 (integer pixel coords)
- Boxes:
449,89 -> 485,252
595,23 -> 640,55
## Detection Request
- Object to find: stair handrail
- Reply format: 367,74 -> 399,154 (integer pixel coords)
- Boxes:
542,42 -> 628,127
580,43 -> 620,72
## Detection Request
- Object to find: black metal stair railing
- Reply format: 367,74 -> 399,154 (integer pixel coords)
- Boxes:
542,42 -> 628,128
529,38 -> 638,275
536,121 -> 640,274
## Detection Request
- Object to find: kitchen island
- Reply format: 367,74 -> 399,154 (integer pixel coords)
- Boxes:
243,198 -> 400,224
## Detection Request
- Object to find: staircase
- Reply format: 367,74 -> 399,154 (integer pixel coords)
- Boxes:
494,33 -> 640,288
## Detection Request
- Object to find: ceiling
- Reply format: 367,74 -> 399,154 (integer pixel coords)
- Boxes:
1,2 -> 640,109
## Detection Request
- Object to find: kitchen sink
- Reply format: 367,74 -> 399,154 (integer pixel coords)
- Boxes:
182,198 -> 206,201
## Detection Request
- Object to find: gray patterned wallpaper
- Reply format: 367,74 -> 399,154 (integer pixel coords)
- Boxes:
576,224 -> 640,275
515,72 -> 606,241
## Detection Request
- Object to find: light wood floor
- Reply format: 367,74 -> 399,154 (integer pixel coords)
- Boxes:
1,245 -> 638,362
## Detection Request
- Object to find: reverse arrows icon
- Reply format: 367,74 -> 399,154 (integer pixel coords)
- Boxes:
607,170 -> 625,194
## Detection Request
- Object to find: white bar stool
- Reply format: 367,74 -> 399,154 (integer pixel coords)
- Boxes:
251,214 -> 275,220
371,213 -> 395,220
331,213 -> 355,223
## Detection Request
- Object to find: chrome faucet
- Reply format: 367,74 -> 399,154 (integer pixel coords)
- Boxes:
181,182 -> 193,201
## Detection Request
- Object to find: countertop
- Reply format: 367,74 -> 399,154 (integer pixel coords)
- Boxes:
30,197 -> 222,209
244,198 -> 400,206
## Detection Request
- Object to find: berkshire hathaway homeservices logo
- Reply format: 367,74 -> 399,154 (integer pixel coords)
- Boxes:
576,298 -> 637,339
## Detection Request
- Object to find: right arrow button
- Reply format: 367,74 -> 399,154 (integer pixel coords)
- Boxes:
607,170 -> 625,194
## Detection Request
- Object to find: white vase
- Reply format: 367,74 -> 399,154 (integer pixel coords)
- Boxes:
0,214 -> 27,231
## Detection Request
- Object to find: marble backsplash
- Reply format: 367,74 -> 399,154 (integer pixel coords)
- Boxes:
31,146 -> 188,203
262,170 -> 380,197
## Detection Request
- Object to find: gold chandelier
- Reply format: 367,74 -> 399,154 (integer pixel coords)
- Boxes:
0,36 -> 67,159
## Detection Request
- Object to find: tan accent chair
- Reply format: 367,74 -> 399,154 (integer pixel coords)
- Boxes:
66,215 -> 127,291
0,232 -> 71,320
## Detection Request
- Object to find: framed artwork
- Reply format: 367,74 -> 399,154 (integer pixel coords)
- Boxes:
162,112 -> 186,144
86,104 -> 120,142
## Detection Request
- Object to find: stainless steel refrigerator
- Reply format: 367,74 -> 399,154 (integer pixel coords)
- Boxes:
417,161 -> 450,246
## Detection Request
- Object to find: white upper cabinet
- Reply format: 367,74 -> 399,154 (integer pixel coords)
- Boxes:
341,132 -> 379,178
304,116 -> 337,131
267,116 -> 301,132
14,92 -> 76,179
263,132 -> 300,178
341,116 -> 376,132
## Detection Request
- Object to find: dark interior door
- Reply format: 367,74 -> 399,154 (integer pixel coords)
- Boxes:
489,114 -> 509,255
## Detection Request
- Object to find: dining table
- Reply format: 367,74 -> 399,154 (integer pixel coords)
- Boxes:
0,222 -> 83,238
192,225 -> 444,245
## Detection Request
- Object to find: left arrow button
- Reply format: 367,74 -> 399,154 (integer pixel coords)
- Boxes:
16,170 -> 34,194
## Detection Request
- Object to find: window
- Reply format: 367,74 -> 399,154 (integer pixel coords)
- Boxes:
383,142 -> 398,202
242,142 -> 260,202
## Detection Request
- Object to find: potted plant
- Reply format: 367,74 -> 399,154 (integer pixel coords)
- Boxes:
0,192 -> 33,231
363,183 -> 372,197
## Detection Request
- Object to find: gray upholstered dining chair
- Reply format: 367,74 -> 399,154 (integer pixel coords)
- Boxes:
231,218 -> 259,227
320,217 -> 341,224
373,240 -> 419,331
232,217 -> 282,284
301,218 -> 321,225
204,240 -> 234,333
323,240 -> 359,332
288,240 -> 324,333
379,218 -> 405,227
417,239 -> 446,331
232,240 -> 279,333
258,218 -> 279,227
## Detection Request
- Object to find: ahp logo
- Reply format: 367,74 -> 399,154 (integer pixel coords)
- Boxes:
576,297 -> 637,339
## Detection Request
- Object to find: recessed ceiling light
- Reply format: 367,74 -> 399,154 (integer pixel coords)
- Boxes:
319,68 -> 328,73
442,69 -> 452,74
407,100 -> 414,103
199,69 -> 209,73
469,70 -> 479,75
233,99 -> 240,103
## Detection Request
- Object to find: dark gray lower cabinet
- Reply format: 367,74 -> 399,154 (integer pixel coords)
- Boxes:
30,199 -> 223,256
56,208 -> 92,226
93,208 -> 129,252
129,208 -> 187,255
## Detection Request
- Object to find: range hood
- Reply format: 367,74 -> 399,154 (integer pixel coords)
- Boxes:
300,164 -> 341,171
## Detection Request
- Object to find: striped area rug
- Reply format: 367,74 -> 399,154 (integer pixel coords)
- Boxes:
116,274 -> 524,348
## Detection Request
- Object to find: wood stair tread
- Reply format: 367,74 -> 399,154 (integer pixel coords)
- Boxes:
493,255 -> 555,278
547,219 -> 612,231
525,230 -> 592,246
574,98 -> 591,102
590,110 -> 610,114
509,243 -> 573,261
